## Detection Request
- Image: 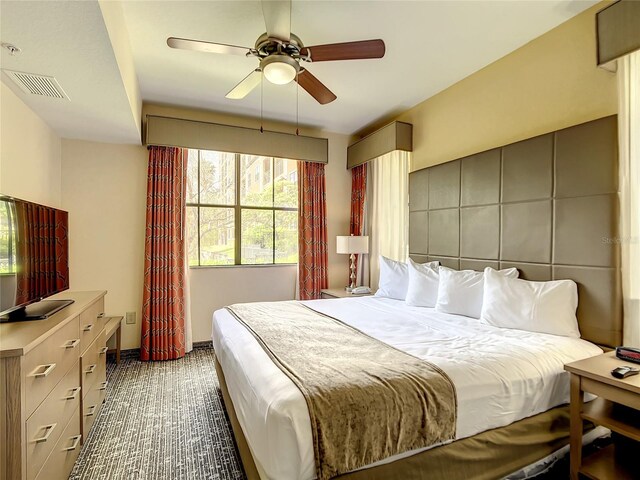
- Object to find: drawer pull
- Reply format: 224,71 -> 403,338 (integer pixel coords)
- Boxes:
33,423 -> 57,443
85,405 -> 97,417
63,386 -> 81,400
32,363 -> 56,378
98,312 -> 105,318
63,434 -> 82,451
85,364 -> 96,374
99,381 -> 108,391
83,324 -> 94,332
99,346 -> 108,355
64,339 -> 80,349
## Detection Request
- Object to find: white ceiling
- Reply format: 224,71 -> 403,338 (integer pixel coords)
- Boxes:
1,0 -> 598,143
0,1 -> 140,144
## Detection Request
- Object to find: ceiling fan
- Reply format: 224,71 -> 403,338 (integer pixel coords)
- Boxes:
167,0 -> 385,105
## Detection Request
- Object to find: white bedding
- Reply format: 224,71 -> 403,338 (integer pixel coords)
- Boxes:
211,296 -> 602,480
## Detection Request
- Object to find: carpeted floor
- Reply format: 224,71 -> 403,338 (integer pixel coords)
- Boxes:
69,347 -> 246,480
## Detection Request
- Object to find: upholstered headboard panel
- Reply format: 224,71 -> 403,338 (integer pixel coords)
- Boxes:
408,115 -> 621,347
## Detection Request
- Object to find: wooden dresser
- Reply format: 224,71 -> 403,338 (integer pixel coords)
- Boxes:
0,291 -> 108,480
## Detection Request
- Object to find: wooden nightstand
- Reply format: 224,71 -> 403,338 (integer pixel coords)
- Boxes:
564,352 -> 640,480
320,288 -> 373,299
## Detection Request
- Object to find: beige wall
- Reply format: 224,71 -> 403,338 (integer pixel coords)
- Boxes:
363,2 -> 617,172
0,82 -> 62,206
189,266 -> 296,341
61,139 -> 148,349
324,133 -> 352,289
61,107 -> 350,347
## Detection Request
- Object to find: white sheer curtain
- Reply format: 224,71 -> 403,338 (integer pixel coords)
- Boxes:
368,150 -> 410,291
183,150 -> 193,353
618,51 -> 640,347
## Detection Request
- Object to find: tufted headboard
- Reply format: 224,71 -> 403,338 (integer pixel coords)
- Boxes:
408,115 -> 621,348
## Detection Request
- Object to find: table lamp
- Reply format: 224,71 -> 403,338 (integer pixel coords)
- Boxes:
336,235 -> 369,291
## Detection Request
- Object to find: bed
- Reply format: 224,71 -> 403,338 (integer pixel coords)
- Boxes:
212,296 -> 603,480
211,116 -> 622,480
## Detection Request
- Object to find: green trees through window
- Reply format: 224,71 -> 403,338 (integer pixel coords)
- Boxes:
186,150 -> 298,266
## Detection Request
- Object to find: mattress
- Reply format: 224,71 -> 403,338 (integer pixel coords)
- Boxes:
211,296 -> 602,480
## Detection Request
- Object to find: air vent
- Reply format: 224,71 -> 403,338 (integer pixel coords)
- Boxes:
3,70 -> 69,100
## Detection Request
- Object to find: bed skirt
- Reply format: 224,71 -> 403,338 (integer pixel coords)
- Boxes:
214,356 -> 590,480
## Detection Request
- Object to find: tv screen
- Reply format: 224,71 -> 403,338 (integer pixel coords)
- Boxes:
0,195 -> 69,317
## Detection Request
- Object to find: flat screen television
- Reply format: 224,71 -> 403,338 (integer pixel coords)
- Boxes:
0,195 -> 73,322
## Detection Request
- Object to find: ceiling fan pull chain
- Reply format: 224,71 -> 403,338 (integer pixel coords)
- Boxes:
260,69 -> 264,134
296,69 -> 299,136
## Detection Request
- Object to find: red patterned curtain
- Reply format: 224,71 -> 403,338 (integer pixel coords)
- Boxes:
14,203 -> 68,304
349,163 -> 367,278
298,161 -> 328,300
141,146 -> 187,361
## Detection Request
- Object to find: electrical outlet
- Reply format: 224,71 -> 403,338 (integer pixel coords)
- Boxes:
126,311 -> 136,325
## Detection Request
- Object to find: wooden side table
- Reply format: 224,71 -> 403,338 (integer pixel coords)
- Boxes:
564,352 -> 640,480
320,288 -> 373,299
104,315 -> 123,364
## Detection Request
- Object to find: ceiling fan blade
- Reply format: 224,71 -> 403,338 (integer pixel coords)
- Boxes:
295,69 -> 336,105
300,39 -> 385,62
226,69 -> 262,99
261,0 -> 291,42
167,37 -> 250,56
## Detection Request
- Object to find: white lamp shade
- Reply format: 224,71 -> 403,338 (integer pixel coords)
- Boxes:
336,235 -> 369,254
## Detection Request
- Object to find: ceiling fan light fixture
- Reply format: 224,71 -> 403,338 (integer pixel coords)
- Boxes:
261,54 -> 299,85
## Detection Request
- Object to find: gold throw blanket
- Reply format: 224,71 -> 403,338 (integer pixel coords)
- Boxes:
226,301 -> 457,480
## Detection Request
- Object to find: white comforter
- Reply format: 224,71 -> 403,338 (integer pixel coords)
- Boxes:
212,296 -> 602,480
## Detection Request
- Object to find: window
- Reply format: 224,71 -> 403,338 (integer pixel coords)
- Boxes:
186,150 -> 298,266
275,158 -> 284,178
262,157 -> 270,186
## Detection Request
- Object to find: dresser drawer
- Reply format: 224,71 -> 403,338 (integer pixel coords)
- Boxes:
79,297 -> 104,354
96,331 -> 107,386
80,330 -> 105,398
26,360 -> 80,480
23,316 -> 81,417
34,409 -> 81,480
81,381 -> 106,441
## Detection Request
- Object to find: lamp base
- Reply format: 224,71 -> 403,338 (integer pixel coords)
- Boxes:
348,253 -> 357,291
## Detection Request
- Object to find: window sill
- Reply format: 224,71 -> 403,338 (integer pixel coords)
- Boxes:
188,263 -> 297,270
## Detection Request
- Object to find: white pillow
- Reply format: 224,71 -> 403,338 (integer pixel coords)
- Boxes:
375,256 -> 439,300
405,259 -> 440,307
375,256 -> 409,300
480,268 -> 580,338
435,266 -> 519,318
